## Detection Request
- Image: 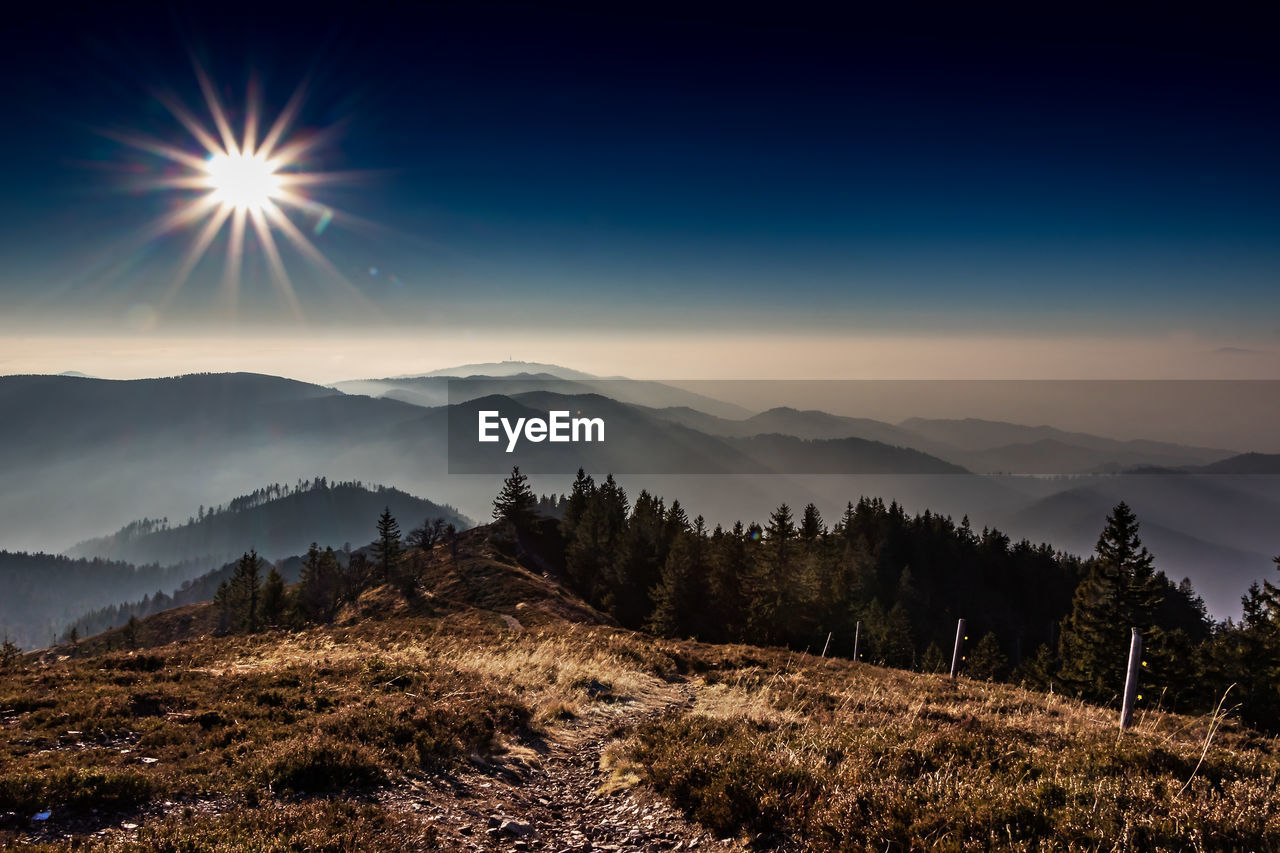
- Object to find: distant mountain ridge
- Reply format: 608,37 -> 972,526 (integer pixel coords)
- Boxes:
68,479 -> 468,568
0,370 -> 1275,618
334,370 -> 753,419
898,417 -> 1233,470
1,479 -> 466,649
1194,452 -> 1280,475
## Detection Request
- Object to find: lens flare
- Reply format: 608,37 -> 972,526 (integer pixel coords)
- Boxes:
111,63 -> 368,319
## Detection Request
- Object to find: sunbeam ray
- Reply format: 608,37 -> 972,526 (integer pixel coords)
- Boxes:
221,206 -> 248,312
243,76 -> 260,158
193,62 -> 240,157
250,205 -> 303,320
160,202 -> 234,309
263,204 -> 374,307
256,81 -> 308,162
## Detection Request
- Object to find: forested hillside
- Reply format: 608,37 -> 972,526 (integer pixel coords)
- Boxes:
68,478 -> 467,568
0,480 -> 464,650
0,553 -> 207,650
7,475 -> 1279,852
60,549 -> 328,642
497,468 -> 1276,728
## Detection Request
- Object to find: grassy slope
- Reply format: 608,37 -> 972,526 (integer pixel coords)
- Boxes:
3,532 -> 1279,851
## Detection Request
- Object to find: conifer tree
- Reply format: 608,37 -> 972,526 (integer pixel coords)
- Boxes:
566,474 -> 628,608
259,567 -> 286,627
1020,643 -> 1060,691
706,521 -> 751,643
800,503 -> 824,540
561,468 -> 595,538
123,614 -> 140,649
1217,556 -> 1280,727
214,579 -> 232,632
1059,502 -> 1164,701
343,552 -> 374,603
0,636 -> 20,671
445,523 -> 459,561
749,504 -> 804,646
492,466 -> 538,530
374,507 -> 403,581
228,550 -> 264,632
966,632 -> 1009,680
299,543 -> 343,623
647,531 -> 704,639
608,490 -> 666,627
879,602 -> 915,668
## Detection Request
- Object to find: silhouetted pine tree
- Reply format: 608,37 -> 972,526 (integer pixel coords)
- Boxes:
608,491 -> 667,627
374,507 -> 403,581
492,466 -> 538,530
800,503 -> 825,540
879,602 -> 915,668
343,552 -> 374,602
1207,556 -> 1280,728
1059,503 -> 1164,702
967,632 -> 1009,680
1020,643 -> 1060,691
748,504 -> 804,646
260,567 -> 286,627
647,527 -> 706,639
561,469 -> 595,535
227,550 -> 264,632
566,474 -> 628,608
705,521 -> 751,643
298,543 -> 343,623
123,614 -> 140,649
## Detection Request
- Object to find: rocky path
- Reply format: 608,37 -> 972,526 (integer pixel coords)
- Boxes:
396,679 -> 743,852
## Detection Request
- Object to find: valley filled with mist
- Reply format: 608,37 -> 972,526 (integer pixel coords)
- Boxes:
2,363 -> 1277,650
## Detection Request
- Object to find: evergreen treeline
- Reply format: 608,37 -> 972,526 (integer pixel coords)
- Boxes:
0,552 -> 208,650
206,510 -> 457,634
62,548 -> 338,640
53,466 -> 1280,734
542,468 -> 1087,670
497,468 -> 1276,730
67,478 -> 467,567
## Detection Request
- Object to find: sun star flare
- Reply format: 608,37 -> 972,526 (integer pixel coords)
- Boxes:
115,65 -> 365,319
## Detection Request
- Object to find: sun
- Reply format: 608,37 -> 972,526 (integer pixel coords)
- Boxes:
110,63 -> 367,319
205,151 -> 281,211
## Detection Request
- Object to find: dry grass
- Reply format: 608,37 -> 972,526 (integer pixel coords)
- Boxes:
6,563 -> 1280,850
0,589 -> 713,851
622,648 -> 1280,851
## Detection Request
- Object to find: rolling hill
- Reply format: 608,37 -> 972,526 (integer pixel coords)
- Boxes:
5,525 -> 1278,851
67,480 -> 468,568
0,372 -> 1275,619
1,480 -> 466,650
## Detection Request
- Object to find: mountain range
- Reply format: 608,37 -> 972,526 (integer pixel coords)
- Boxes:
0,480 -> 465,650
0,366 -> 1276,619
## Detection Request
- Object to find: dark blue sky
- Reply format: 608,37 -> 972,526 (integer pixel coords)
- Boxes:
2,2 -> 1279,344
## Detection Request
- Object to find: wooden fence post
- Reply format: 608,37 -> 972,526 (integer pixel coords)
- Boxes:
950,618 -> 966,679
852,620 -> 862,662
1120,628 -> 1143,732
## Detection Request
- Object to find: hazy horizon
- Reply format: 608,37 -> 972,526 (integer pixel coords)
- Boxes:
3,331 -> 1279,385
